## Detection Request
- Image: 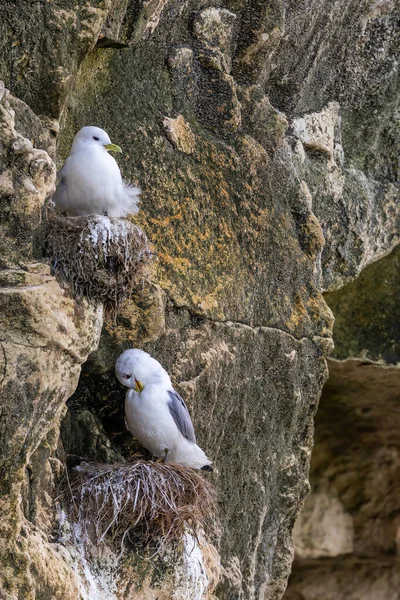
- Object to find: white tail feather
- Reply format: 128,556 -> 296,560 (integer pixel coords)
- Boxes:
166,438 -> 213,470
122,182 -> 141,216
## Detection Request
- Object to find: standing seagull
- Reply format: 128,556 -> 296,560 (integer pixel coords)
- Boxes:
115,349 -> 213,471
53,126 -> 141,218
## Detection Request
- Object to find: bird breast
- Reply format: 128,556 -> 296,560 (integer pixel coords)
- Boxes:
125,387 -> 181,457
71,147 -> 121,188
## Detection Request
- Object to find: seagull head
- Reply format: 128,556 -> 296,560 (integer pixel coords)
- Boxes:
115,349 -> 171,393
71,126 -> 122,154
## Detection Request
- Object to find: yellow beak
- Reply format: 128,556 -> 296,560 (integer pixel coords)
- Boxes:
104,142 -> 122,153
134,379 -> 144,393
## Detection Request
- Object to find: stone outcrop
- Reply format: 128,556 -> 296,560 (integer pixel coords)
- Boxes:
285,356 -> 400,600
0,84 -> 104,599
285,248 -> 400,599
0,0 -> 398,599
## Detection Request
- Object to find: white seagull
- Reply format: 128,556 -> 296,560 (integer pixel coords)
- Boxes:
115,349 -> 213,471
53,126 -> 141,218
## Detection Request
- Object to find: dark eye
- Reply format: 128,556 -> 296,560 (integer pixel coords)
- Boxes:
123,373 -> 131,379
93,136 -> 99,141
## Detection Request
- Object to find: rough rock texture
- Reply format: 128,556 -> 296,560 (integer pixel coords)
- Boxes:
285,359 -> 400,600
0,84 -> 105,599
0,82 -> 55,267
285,246 -> 400,600
0,0 -> 399,598
64,304 -> 327,599
325,246 -> 400,364
147,309 -> 327,599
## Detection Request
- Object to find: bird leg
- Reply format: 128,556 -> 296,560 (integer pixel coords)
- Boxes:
154,449 -> 169,464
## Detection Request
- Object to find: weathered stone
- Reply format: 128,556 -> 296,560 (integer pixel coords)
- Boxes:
0,85 -> 55,268
264,0 -> 400,290
239,85 -> 288,154
293,488 -> 354,559
196,69 -> 242,133
163,114 -> 196,154
0,0 -> 398,598
281,103 -> 400,291
0,1 -> 111,118
233,0 -> 285,84
291,103 -> 340,160
102,281 -> 166,358
0,266 -> 103,597
286,232 -> 400,598
285,358 -> 400,600
193,8 -> 237,74
325,245 -> 400,364
60,49 -> 333,340
0,83 -> 105,599
285,559 -> 400,600
144,305 -> 328,599
98,0 -> 131,47
98,0 -> 174,47
167,47 -> 199,111
95,533 -> 221,600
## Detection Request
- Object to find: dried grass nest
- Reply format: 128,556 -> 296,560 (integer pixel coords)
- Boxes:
67,460 -> 218,550
44,212 -> 153,309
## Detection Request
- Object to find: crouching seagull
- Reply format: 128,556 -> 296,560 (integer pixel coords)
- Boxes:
115,349 -> 213,471
53,126 -> 141,218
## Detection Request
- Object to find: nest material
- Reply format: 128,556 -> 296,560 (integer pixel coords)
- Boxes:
45,212 -> 153,310
67,460 -> 217,550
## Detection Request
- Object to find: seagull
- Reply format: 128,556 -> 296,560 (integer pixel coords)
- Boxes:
115,349 -> 213,471
53,126 -> 141,218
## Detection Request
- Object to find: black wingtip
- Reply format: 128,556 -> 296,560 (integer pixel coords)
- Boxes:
201,464 -> 213,472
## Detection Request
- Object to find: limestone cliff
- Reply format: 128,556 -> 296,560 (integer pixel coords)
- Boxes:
285,247 -> 400,600
0,0 -> 398,599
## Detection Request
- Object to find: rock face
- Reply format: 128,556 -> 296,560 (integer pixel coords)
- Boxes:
0,84 -> 104,598
0,0 -> 398,599
285,248 -> 400,600
145,309 -> 327,599
285,356 -> 400,600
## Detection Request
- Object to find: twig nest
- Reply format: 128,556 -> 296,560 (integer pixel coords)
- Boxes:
67,460 -> 217,550
45,212 -> 153,309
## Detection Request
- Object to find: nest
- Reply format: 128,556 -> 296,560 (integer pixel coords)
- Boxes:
67,460 -> 217,550
44,212 -> 153,310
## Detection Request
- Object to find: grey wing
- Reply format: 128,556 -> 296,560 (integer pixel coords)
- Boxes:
167,389 -> 197,443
